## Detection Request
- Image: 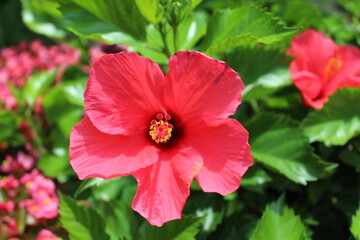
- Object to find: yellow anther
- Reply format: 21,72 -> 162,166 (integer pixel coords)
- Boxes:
324,56 -> 343,80
149,116 -> 173,144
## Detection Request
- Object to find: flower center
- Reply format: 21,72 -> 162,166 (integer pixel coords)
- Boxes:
149,113 -> 173,144
324,56 -> 343,80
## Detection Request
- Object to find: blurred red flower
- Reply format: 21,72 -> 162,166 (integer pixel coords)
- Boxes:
36,229 -> 59,240
70,51 -> 253,226
287,29 -> 360,109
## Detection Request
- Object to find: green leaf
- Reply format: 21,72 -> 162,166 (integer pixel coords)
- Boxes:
176,11 -> 207,51
241,165 -> 273,193
42,82 -> 82,139
74,178 -> 105,199
70,0 -> 146,39
141,216 -> 203,240
195,206 -> 224,234
14,207 -> 27,233
62,78 -> 86,107
99,200 -> 136,240
245,112 -> 337,185
351,206 -> 360,240
243,67 -> 292,100
42,82 -> 81,122
57,107 -> 82,138
75,176 -> 136,202
224,47 -> 289,86
23,70 -> 56,105
135,0 -> 163,24
189,0 -> 202,10
339,142 -> 360,171
92,177 -> 136,202
301,88 -> 360,146
337,0 -> 360,16
272,0 -> 322,28
250,196 -> 311,240
200,5 -> 299,53
143,10 -> 207,59
0,111 -> 18,141
59,192 -> 110,240
57,1 -> 137,44
38,154 -> 73,179
21,0 -> 66,38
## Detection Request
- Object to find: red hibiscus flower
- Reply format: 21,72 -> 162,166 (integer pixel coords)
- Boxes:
287,29 -> 360,109
70,51 -> 253,226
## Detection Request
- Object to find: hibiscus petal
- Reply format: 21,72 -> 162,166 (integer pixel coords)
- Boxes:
132,145 -> 203,226
85,52 -> 165,135
163,51 -> 243,120
287,29 -> 337,78
291,71 -> 325,109
329,45 -> 360,90
185,116 -> 253,195
70,116 -> 159,179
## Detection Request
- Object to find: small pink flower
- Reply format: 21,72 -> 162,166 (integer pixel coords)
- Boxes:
0,40 -> 80,88
0,155 -> 16,173
0,200 -> 15,212
21,169 -> 40,192
16,152 -> 35,171
5,218 -> 18,236
287,29 -> 360,109
21,170 -> 56,198
0,83 -> 17,110
21,197 -> 59,219
37,229 -> 59,240
0,175 -> 19,198
70,51 -> 253,226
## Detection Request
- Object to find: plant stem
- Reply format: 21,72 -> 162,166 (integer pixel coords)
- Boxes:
158,23 -> 172,58
173,24 -> 178,53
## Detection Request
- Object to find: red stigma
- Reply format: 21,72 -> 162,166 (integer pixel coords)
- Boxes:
156,113 -> 163,120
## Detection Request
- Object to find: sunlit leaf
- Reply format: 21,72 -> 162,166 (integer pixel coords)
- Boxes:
245,112 -> 338,185
241,166 -> 272,193
243,68 -> 292,100
135,0 -> 163,24
21,0 -> 66,38
351,206 -> 360,240
272,0 -> 322,28
224,46 -> 289,86
62,79 -> 86,107
99,200 -> 136,240
301,88 -> 360,146
71,0 -> 146,39
141,216 -> 203,240
74,178 -> 105,198
38,154 -> 73,179
250,196 -> 311,240
59,192 -> 110,240
91,177 -> 136,202
57,1 -> 137,44
337,0 -> 360,16
42,82 -> 82,140
200,5 -> 299,53
176,11 -> 207,51
23,70 -> 56,105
